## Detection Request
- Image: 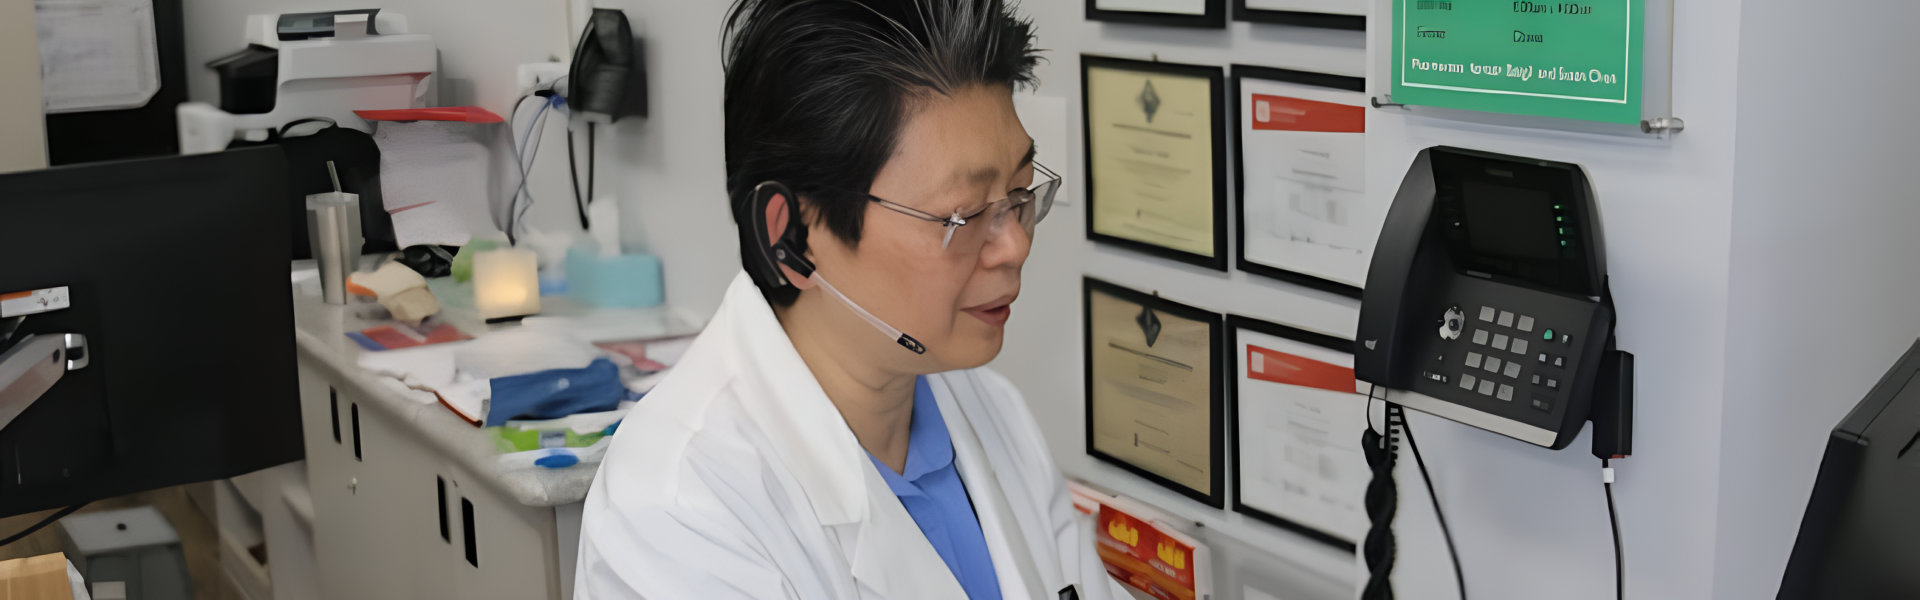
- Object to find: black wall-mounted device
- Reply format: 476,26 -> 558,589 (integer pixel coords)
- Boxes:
567,8 -> 647,122
1778,339 -> 1920,598
1356,146 -> 1632,453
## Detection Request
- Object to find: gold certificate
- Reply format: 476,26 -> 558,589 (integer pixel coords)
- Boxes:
1089,0 -> 1226,27
1082,56 -> 1228,270
1084,277 -> 1225,507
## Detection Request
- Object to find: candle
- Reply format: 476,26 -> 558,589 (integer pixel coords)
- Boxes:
474,247 -> 541,322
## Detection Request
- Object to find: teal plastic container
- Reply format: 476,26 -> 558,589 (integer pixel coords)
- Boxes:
565,246 -> 664,308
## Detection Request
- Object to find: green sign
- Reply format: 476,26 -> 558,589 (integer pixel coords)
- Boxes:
1392,0 -> 1643,124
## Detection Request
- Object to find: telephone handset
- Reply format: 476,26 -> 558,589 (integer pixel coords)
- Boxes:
1356,147 -> 1631,453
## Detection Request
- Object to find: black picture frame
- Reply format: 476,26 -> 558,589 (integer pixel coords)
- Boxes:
1225,314 -> 1363,552
1231,0 -> 1366,30
1082,55 -> 1230,272
1083,277 -> 1228,508
1229,64 -> 1370,298
1088,0 -> 1228,28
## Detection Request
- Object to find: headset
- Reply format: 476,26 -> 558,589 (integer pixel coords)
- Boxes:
749,181 -> 927,355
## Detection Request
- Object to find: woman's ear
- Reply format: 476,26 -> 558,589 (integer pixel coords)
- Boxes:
764,192 -> 814,291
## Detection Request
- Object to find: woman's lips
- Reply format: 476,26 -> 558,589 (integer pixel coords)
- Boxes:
965,304 -> 1013,326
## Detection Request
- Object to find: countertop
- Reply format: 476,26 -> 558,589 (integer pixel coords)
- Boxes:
290,271 -> 704,507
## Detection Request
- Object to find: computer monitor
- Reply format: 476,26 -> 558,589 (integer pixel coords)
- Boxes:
1778,338 -> 1920,598
0,147 -> 301,517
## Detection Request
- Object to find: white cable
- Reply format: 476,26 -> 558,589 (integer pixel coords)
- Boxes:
809,272 -> 906,343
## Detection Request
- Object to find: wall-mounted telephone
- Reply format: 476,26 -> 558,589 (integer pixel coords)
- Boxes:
1356,146 -> 1632,454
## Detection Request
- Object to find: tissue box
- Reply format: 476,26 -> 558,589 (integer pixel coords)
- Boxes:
566,247 -> 663,308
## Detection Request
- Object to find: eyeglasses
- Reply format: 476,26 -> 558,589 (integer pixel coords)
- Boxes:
868,162 -> 1061,255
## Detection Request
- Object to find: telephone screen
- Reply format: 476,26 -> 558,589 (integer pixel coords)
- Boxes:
1462,181 -> 1559,260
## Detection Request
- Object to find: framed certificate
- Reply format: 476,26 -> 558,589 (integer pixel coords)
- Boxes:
1084,277 -> 1226,507
1227,315 -> 1368,551
1088,0 -> 1226,28
1083,55 -> 1229,271
1231,0 -> 1366,30
1230,65 -> 1374,297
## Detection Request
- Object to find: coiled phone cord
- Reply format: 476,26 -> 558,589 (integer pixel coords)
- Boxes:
1362,388 -> 1469,600
1362,396 -> 1401,600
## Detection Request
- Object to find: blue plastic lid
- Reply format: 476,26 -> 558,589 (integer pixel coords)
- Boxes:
534,452 -> 580,469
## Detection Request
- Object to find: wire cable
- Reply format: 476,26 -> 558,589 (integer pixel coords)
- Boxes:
506,93 -> 560,244
587,122 -> 597,220
566,121 -> 595,230
1361,385 -> 1399,600
1402,416 -> 1468,600
0,503 -> 85,548
1604,459 -> 1624,600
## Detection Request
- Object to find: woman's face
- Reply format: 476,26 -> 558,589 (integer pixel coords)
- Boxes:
804,83 -> 1037,372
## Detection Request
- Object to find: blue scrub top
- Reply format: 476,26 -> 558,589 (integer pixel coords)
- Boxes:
866,376 -> 1003,600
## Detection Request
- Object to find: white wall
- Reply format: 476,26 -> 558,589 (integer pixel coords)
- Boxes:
1713,0 -> 1920,598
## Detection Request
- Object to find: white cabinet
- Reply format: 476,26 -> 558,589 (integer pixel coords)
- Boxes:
296,363 -> 568,600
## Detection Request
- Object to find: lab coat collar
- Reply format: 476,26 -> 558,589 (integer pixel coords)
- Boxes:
720,273 -> 871,526
717,273 -> 968,598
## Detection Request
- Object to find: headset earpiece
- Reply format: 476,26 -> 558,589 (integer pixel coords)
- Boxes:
749,181 -> 816,287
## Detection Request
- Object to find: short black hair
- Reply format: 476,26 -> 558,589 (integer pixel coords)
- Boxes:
723,0 -> 1042,306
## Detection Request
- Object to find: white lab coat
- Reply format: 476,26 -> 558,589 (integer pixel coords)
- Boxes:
575,273 -> 1123,600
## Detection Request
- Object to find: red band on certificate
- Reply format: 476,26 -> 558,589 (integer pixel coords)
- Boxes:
1249,94 -> 1365,133
1246,345 -> 1354,394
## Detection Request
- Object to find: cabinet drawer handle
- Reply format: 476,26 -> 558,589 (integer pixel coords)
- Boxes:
438,477 -> 450,543
330,387 -> 341,444
461,498 -> 478,568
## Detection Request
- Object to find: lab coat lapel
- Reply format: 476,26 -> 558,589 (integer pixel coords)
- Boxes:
929,373 -> 1051,600
849,465 -> 970,600
721,273 -> 869,527
716,273 -> 967,599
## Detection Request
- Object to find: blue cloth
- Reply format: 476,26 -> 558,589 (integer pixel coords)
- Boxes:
866,376 -> 1002,600
485,358 -> 624,426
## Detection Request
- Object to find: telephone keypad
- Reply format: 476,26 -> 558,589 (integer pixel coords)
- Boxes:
1442,304 -> 1572,410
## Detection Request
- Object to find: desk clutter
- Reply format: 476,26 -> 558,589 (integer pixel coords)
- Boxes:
354,319 -> 694,470
314,230 -> 690,471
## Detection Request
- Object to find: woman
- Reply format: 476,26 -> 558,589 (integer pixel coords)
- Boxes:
576,1 -> 1120,598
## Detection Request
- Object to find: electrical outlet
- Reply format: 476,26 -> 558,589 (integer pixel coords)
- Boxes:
518,61 -> 569,95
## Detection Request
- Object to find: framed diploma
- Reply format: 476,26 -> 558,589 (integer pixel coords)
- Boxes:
1084,277 -> 1226,507
1231,0 -> 1366,30
1088,0 -> 1226,28
1083,55 -> 1229,271
1230,65 -> 1374,297
1227,315 -> 1368,551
